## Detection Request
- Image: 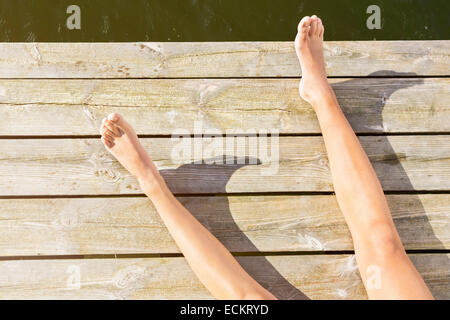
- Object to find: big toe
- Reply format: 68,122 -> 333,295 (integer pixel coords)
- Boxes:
309,15 -> 319,36
107,113 -> 128,129
108,112 -> 121,123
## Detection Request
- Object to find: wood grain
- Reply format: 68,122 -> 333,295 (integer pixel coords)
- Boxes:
0,78 -> 448,135
0,40 -> 448,301
0,195 -> 447,256
0,136 -> 448,195
0,254 -> 447,299
0,41 -> 448,78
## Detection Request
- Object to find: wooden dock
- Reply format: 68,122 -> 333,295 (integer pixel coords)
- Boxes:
0,41 -> 449,299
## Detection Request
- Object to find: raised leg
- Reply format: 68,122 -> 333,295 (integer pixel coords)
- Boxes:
295,15 -> 433,299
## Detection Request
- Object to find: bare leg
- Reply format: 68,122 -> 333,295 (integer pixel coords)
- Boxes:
100,114 -> 276,300
295,15 -> 433,299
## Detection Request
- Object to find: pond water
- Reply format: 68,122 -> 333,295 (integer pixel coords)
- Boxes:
0,0 -> 449,41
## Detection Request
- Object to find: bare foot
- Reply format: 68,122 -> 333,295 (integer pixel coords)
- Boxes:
295,15 -> 334,106
100,113 -> 164,194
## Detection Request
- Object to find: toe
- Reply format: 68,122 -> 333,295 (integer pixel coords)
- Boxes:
101,126 -> 115,140
297,16 -> 311,37
107,113 -> 128,130
309,15 -> 318,36
318,18 -> 324,38
101,136 -> 113,148
105,120 -> 121,136
108,113 -> 122,123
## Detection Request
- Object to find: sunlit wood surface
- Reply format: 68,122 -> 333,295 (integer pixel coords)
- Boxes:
0,41 -> 448,299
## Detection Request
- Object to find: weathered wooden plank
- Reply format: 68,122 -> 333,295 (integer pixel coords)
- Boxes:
0,78 -> 448,135
0,195 -> 447,256
0,41 -> 448,78
0,136 -> 448,195
0,254 -> 447,299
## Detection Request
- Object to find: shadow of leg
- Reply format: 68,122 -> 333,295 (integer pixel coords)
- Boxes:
334,71 -> 449,299
155,72 -> 449,299
160,156 -> 309,300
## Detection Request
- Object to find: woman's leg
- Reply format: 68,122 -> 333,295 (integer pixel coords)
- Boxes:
99,113 -> 276,300
294,15 -> 433,299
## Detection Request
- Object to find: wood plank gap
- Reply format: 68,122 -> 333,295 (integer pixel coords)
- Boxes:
2,190 -> 450,200
1,250 -> 448,262
2,75 -> 450,80
2,132 -> 450,139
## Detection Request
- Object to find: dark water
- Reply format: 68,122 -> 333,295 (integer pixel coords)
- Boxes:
0,0 -> 449,42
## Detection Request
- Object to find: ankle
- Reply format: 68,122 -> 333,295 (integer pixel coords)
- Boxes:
300,78 -> 334,104
137,168 -> 168,198
308,86 -> 337,109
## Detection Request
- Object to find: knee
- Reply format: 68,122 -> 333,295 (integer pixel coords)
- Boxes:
367,224 -> 404,260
